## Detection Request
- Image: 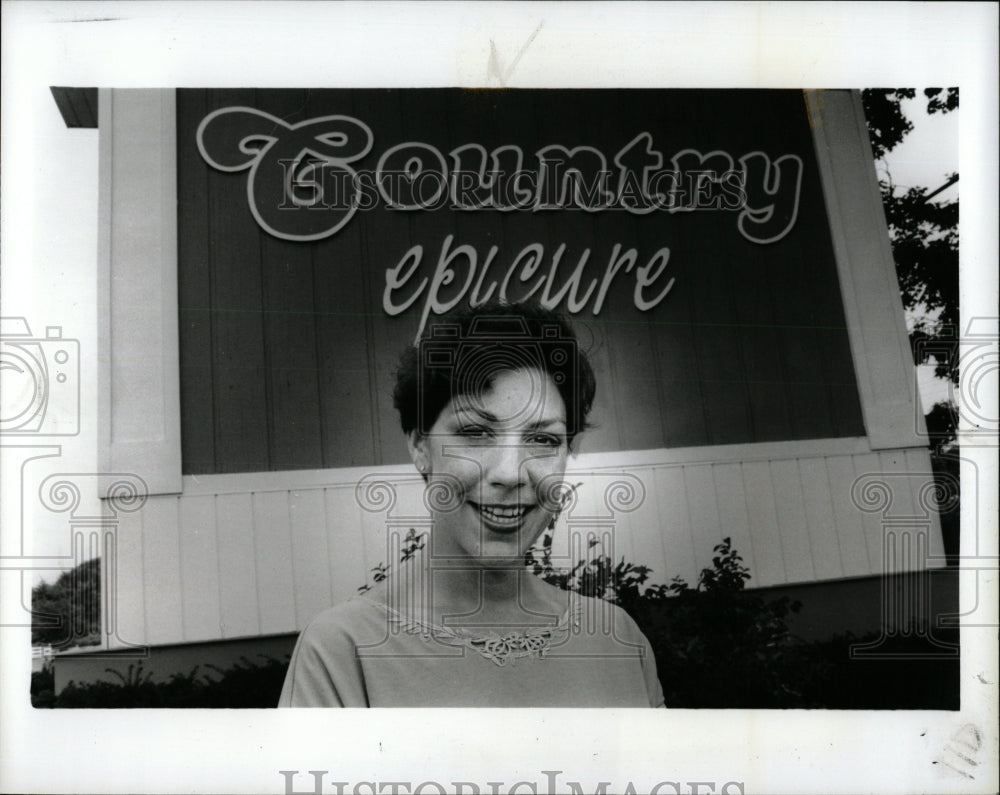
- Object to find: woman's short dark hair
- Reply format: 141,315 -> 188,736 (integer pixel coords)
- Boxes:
392,298 -> 596,445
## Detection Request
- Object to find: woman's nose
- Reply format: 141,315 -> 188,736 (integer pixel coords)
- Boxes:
486,441 -> 527,488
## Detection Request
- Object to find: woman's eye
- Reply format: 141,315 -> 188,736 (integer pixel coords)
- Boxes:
458,425 -> 491,440
528,433 -> 563,447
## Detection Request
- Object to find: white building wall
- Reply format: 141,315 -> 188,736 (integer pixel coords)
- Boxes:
108,438 -> 945,647
94,88 -> 948,650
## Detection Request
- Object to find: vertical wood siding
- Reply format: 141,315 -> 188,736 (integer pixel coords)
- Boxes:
108,440 -> 946,647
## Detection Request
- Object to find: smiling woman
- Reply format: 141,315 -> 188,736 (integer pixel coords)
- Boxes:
410,367 -> 569,566
278,299 -> 665,707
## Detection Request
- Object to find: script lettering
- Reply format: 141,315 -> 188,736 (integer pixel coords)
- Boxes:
197,108 -> 807,243
196,107 -> 373,241
383,238 -> 679,337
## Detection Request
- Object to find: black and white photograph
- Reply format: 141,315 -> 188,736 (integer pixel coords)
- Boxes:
1,3 -> 997,793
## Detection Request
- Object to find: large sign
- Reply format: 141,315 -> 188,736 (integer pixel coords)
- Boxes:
197,107 -> 804,336
177,89 -> 863,474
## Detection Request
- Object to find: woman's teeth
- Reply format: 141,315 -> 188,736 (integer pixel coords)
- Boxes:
476,504 -> 529,524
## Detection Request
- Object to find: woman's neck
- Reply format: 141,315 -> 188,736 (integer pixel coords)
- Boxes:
420,559 -> 562,628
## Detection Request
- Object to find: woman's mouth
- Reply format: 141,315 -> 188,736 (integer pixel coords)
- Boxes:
469,501 -> 532,532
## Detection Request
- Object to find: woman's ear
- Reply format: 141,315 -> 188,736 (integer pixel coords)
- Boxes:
407,430 -> 430,475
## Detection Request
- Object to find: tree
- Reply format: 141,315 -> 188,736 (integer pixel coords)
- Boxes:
862,88 -> 960,388
31,557 -> 101,648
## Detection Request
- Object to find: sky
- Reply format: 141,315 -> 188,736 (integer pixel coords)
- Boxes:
882,94 -> 960,198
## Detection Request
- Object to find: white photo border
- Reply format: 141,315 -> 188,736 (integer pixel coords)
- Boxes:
1,3 -> 997,794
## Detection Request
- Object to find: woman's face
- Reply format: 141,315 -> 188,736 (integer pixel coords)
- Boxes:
409,367 -> 569,567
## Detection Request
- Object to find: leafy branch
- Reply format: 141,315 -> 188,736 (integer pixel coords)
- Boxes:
862,87 -> 959,387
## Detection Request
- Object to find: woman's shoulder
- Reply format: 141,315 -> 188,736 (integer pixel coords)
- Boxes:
297,592 -> 388,647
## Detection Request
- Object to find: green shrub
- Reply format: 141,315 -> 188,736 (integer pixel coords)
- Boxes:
358,528 -> 426,594
48,655 -> 290,708
31,558 -> 102,649
31,664 -> 56,708
527,531 -> 820,707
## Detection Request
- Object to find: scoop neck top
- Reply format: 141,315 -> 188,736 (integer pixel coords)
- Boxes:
279,593 -> 665,708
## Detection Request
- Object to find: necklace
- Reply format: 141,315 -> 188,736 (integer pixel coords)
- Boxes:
377,600 -> 582,667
